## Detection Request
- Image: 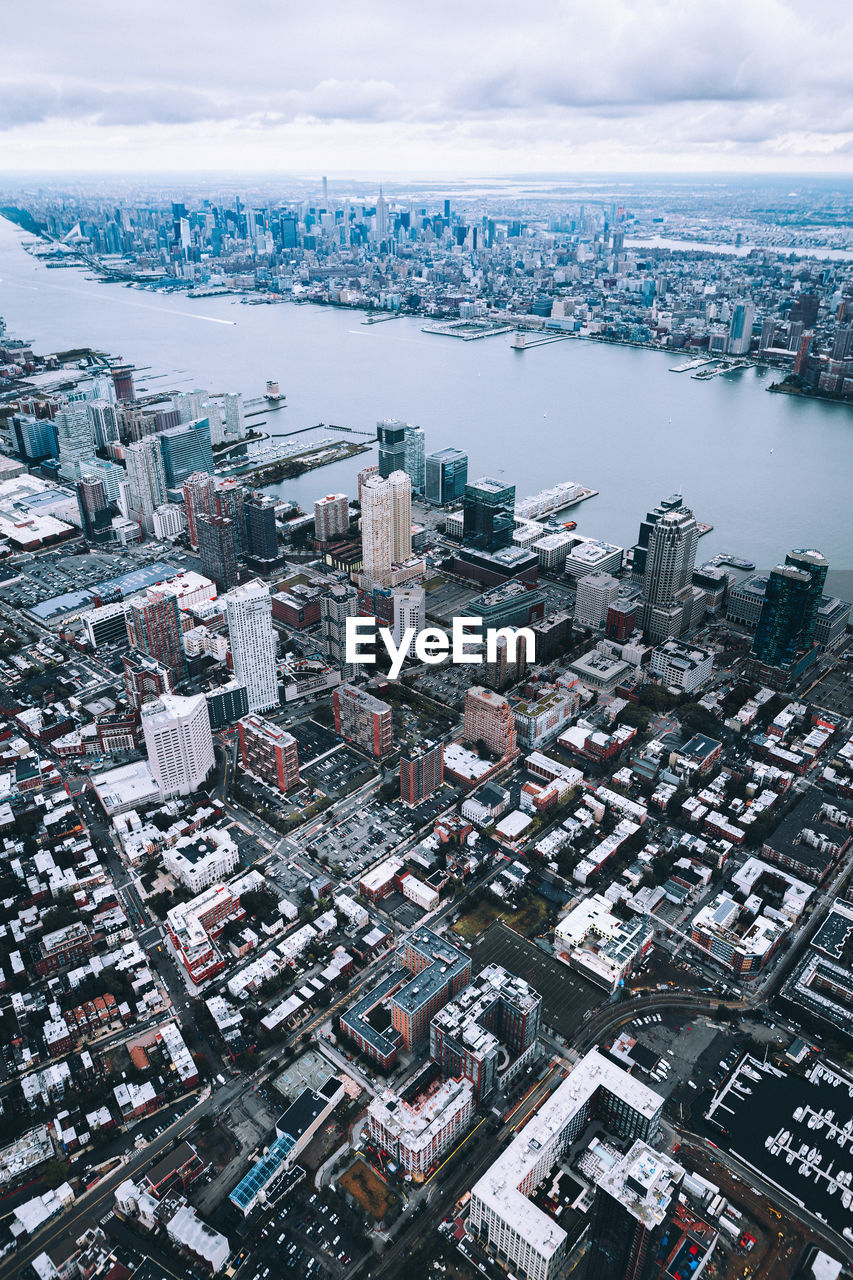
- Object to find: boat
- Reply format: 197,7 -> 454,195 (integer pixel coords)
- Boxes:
786,1152 -> 796,1164
562,520 -> 577,531
842,1190 -> 851,1209
780,1131 -> 791,1145
794,1107 -> 804,1122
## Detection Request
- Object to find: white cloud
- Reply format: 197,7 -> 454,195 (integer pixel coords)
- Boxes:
0,0 -> 851,172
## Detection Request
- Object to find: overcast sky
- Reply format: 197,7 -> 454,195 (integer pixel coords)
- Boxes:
2,0 -> 852,175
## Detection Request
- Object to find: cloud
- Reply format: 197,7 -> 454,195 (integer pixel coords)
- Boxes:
0,0 -> 851,171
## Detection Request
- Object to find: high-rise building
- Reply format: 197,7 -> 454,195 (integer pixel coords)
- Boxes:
314,493 -> 349,542
75,475 -> 111,544
224,580 -> 279,713
214,479 -> 246,554
403,425 -> 425,493
158,419 -> 214,487
124,436 -> 167,534
12,413 -> 57,463
360,470 -> 412,586
197,514 -> 240,593
110,364 -> 135,403
482,632 -> 529,691
244,492 -> 279,562
425,447 -> 468,506
125,590 -> 186,684
142,693 -> 215,799
574,572 -> 621,630
376,419 -> 407,477
463,477 -> 515,552
392,586 -> 425,659
463,686 -> 517,758
400,740 -> 443,806
182,472 -> 217,548
728,300 -> 755,356
748,548 -> 828,684
237,715 -> 300,792
321,583 -> 359,676
374,188 -> 389,242
55,406 -> 96,481
357,464 -> 379,502
586,1143 -> 685,1280
333,684 -> 393,757
222,392 -> 246,440
123,652 -> 173,709
88,400 -> 119,449
638,496 -> 701,643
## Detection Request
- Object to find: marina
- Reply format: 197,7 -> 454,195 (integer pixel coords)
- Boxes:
707,1053 -> 853,1237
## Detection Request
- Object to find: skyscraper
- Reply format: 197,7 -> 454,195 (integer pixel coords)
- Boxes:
142,693 -> 215,799
110,364 -> 135,403
314,493 -> 349,542
403,425 -> 426,493
55,406 -> 96,481
462,477 -> 515,552
388,470 -> 412,564
376,419 -> 408,477
125,590 -> 186,684
749,548 -> 828,685
87,400 -> 119,449
374,188 -> 389,243
727,300 -> 755,356
197,514 -> 240,592
245,492 -> 279,562
214,478 -> 246,554
360,470 -> 412,586
182,471 -> 217,548
400,741 -> 443,807
222,393 -> 246,440
237,715 -> 300,793
225,580 -> 279,713
321,583 -> 359,677
158,418 -> 214,487
391,586 -> 425,660
425,448 -> 468,506
638,496 -> 701,643
75,475 -> 111,544
124,437 -> 168,534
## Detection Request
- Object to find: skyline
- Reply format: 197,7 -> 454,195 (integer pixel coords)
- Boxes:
2,0 -> 853,176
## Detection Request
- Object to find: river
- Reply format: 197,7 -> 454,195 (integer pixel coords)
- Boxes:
0,215 -> 851,592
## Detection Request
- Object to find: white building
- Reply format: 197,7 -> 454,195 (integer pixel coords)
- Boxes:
164,826 -> 240,892
392,586 -> 425,657
361,470 -> 412,587
166,1205 -> 230,1274
534,532 -> 577,571
468,1050 -> 663,1280
124,437 -> 167,533
225,580 -> 279,713
563,539 -> 624,580
649,639 -> 714,693
142,693 -> 215,798
152,503 -> 186,540
55,406 -> 96,481
574,572 -> 621,630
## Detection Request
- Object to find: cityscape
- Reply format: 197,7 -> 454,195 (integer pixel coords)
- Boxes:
1,6 -> 853,1280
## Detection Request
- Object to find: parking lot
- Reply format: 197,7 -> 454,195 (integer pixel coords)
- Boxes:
304,800 -> 420,878
471,921 -> 602,1040
805,653 -> 853,718
301,744 -> 377,797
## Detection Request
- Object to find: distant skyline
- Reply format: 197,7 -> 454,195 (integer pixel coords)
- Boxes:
2,0 -> 852,176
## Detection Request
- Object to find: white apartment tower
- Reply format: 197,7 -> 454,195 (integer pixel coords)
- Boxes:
142,693 -> 215,798
392,586 -> 426,658
388,470 -> 412,564
56,406 -> 96,481
124,437 -> 168,533
225,579 -> 279,712
361,469 -> 412,587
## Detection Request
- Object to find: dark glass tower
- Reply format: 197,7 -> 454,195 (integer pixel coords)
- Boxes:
752,548 -> 828,668
462,476 -> 515,552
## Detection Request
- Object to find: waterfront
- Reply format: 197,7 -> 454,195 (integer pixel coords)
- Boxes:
1,215 -> 851,590
708,1054 -> 853,1239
